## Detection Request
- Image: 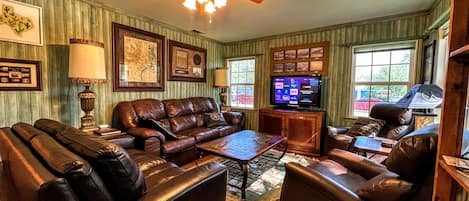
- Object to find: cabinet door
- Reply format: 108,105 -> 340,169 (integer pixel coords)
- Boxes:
285,114 -> 322,154
259,112 -> 284,136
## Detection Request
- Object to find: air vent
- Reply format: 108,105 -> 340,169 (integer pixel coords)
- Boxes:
191,29 -> 204,34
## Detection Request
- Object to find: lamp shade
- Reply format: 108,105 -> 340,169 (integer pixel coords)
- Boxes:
396,84 -> 443,109
68,39 -> 106,84
215,68 -> 229,88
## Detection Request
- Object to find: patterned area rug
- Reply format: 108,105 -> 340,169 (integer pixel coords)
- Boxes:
197,149 -> 318,201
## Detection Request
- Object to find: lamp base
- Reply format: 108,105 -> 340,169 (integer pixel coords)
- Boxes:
79,85 -> 98,132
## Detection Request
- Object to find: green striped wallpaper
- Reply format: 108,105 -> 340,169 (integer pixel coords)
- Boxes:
0,0 -> 224,127
224,13 -> 429,129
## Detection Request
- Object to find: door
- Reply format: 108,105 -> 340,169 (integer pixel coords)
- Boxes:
285,114 -> 322,154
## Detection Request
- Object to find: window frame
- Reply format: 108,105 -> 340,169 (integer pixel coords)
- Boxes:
349,40 -> 418,117
227,56 -> 256,110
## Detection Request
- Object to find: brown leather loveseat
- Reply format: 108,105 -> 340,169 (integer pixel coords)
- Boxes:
0,119 -> 228,201
113,97 -> 244,165
280,124 -> 438,201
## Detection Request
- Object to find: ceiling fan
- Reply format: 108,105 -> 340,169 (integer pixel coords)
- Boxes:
250,0 -> 263,3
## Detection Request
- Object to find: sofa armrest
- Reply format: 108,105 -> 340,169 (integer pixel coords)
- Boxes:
327,149 -> 388,179
280,162 -> 362,201
139,162 -> 228,201
127,127 -> 166,143
106,134 -> 136,149
222,112 -> 244,127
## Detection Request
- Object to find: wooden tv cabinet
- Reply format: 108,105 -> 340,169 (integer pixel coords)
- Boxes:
258,108 -> 324,156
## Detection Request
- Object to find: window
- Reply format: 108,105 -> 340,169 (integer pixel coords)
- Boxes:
351,41 -> 417,117
227,58 -> 256,109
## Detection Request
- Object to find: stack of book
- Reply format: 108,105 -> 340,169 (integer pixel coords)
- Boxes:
94,128 -> 123,137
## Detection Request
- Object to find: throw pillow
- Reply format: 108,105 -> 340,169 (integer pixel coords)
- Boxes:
356,172 -> 414,201
204,113 -> 228,128
138,117 -> 180,140
346,117 -> 385,137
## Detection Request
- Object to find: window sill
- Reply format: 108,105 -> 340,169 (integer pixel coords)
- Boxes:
230,107 -> 257,111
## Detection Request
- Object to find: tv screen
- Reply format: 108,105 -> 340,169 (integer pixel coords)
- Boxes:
271,76 -> 321,107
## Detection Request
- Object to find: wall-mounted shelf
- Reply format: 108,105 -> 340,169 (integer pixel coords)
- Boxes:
450,44 -> 469,63
439,159 -> 469,193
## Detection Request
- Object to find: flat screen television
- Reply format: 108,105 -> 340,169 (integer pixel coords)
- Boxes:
270,76 -> 321,107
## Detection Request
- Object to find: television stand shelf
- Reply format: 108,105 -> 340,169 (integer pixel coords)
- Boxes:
258,108 -> 324,156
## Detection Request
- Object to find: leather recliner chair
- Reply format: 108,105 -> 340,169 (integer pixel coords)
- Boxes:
280,124 -> 438,201
325,102 -> 413,153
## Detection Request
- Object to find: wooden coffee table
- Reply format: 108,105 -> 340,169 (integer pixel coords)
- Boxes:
196,130 -> 287,199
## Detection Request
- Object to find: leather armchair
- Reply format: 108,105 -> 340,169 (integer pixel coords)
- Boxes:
281,124 -> 439,201
325,103 -> 413,153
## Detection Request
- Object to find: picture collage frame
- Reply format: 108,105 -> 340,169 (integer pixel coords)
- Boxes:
271,42 -> 330,76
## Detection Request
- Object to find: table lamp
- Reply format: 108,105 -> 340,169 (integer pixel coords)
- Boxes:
396,84 -> 443,129
215,68 -> 229,111
68,39 -> 106,132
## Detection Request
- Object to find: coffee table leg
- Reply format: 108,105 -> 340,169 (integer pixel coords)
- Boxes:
279,140 -> 288,160
238,162 -> 248,200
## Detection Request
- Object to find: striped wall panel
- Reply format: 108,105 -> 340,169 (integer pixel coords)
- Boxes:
224,13 -> 429,129
0,0 -> 224,127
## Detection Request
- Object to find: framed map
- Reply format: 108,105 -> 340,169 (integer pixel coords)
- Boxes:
0,58 -> 41,90
0,0 -> 43,46
112,22 -> 165,91
168,40 -> 207,82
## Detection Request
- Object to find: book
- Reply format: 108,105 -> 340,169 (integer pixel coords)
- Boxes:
443,155 -> 469,170
94,128 -> 122,136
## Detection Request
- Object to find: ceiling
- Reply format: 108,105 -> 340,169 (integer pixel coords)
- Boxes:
95,0 -> 436,43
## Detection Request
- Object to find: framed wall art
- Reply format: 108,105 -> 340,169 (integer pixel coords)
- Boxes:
0,58 -> 41,90
270,42 -> 329,76
112,22 -> 165,91
422,40 -> 436,84
0,0 -> 43,46
168,40 -> 207,82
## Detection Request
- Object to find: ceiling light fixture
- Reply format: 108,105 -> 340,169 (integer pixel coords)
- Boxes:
183,0 -> 227,23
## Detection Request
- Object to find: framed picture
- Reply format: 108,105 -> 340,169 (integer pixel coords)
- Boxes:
297,48 -> 310,59
297,62 -> 309,71
112,22 -> 165,91
168,40 -> 207,82
310,47 -> 324,58
285,50 -> 297,59
310,61 -> 323,71
273,63 -> 284,73
423,41 -> 436,84
273,51 -> 284,61
285,63 -> 296,72
0,0 -> 43,46
0,58 -> 41,90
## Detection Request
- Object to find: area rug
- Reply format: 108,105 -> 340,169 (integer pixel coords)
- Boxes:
195,149 -> 318,201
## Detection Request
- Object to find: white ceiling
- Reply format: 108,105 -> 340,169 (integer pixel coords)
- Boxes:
95,0 -> 436,43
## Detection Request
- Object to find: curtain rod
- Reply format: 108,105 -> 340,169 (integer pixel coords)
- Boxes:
223,53 -> 264,60
338,36 -> 427,47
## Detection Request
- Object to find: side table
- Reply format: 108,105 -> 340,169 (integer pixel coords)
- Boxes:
351,136 -> 397,158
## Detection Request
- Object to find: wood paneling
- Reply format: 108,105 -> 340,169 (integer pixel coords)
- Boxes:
224,13 -> 429,128
0,0 -> 224,128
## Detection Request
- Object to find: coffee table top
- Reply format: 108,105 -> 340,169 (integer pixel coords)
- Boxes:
196,130 -> 285,162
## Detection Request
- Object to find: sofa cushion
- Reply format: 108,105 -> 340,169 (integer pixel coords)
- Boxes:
216,125 -> 240,137
34,119 -> 146,201
356,172 -> 414,201
132,99 -> 167,120
346,117 -> 386,137
189,97 -> 218,114
164,99 -> 195,118
138,117 -> 180,140
169,115 -> 198,133
162,136 -> 196,154
307,159 -> 367,192
205,113 -> 228,128
177,127 -> 220,143
31,134 -> 114,201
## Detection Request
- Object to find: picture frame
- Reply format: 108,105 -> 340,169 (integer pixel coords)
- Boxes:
423,40 -> 436,84
0,58 -> 41,90
0,0 -> 43,46
310,47 -> 324,58
297,62 -> 309,71
273,63 -> 284,72
273,51 -> 284,61
285,50 -> 297,59
112,22 -> 165,91
168,40 -> 207,82
297,48 -> 310,59
285,62 -> 296,72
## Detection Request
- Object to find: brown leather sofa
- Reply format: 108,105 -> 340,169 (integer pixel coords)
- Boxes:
0,119 -> 228,201
325,103 -> 413,153
280,124 -> 438,201
113,97 -> 244,165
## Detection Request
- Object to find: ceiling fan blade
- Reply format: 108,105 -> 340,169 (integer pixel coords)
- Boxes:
250,0 -> 263,4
